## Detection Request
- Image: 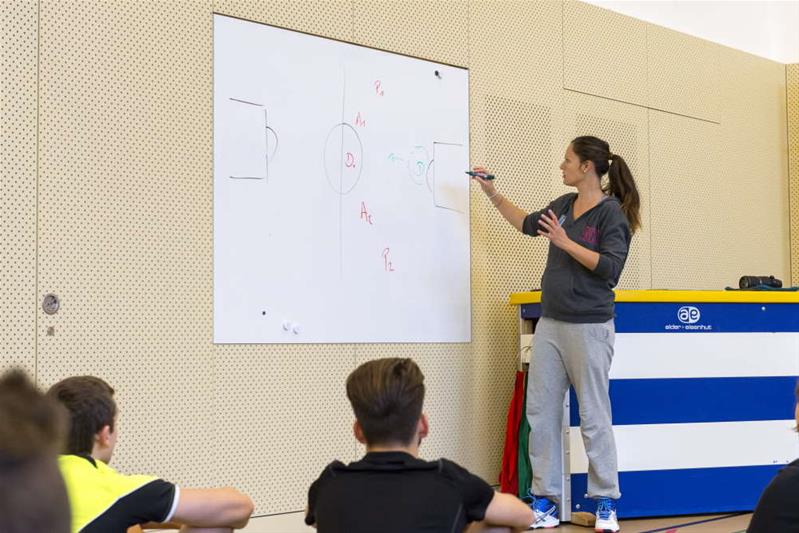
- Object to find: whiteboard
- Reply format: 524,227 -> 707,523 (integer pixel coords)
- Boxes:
213,15 -> 471,344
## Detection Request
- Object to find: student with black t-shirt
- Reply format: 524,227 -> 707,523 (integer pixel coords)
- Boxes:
747,383 -> 799,533
306,357 -> 534,533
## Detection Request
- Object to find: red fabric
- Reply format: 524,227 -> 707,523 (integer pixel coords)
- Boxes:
499,371 -> 526,494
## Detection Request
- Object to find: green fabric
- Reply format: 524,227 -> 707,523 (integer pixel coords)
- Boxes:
517,370 -> 532,499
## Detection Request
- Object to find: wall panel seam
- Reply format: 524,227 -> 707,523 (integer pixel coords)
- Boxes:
646,23 -> 652,289
564,88 -> 720,125
560,1 -> 565,89
786,64 -> 794,284
646,108 -> 653,289
35,0 -> 41,383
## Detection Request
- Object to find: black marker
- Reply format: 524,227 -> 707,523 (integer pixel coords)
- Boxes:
466,171 -> 495,180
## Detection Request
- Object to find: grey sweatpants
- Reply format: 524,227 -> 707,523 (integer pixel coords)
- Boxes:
526,316 -> 620,501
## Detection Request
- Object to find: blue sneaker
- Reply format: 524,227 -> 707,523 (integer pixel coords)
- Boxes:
530,495 -> 559,529
594,498 -> 619,532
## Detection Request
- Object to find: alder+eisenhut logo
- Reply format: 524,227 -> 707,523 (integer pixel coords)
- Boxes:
677,306 -> 701,324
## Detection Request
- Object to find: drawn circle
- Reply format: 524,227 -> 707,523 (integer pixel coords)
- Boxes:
266,127 -> 279,163
323,123 -> 364,195
407,146 -> 430,185
425,159 -> 435,193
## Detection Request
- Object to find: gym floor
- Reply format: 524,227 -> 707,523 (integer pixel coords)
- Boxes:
150,511 -> 753,532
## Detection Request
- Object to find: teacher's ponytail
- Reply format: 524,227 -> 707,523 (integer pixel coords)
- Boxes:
571,136 -> 641,234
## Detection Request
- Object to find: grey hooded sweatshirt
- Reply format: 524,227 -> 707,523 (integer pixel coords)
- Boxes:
522,192 -> 631,323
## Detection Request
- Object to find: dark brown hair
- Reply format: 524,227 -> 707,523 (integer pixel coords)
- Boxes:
48,375 -> 116,455
571,136 -> 641,233
346,358 -> 425,446
0,369 -> 70,533
0,369 -> 66,458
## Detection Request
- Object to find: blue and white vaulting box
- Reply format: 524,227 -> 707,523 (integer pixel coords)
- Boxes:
511,290 -> 799,518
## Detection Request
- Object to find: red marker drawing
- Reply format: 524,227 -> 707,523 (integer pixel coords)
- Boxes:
360,202 -> 373,225
382,247 -> 395,272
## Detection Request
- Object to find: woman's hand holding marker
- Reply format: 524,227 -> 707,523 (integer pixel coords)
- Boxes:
469,166 -> 498,198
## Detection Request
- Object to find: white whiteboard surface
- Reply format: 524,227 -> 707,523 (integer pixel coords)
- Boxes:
213,15 -> 471,344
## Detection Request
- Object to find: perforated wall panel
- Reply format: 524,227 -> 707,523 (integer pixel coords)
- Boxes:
469,0 -> 564,297
563,0 -> 648,106
472,93 -> 555,477
647,24 -> 721,122
470,0 -> 563,101
563,91 -> 651,290
215,0 -> 353,41
0,0 -> 38,377
468,0 -> 565,480
214,345 -> 356,512
715,47 -> 789,285
649,111 -> 725,288
1,1 -> 37,375
650,47 -> 788,290
36,0 -> 216,487
788,64 -> 799,285
353,1 -> 468,67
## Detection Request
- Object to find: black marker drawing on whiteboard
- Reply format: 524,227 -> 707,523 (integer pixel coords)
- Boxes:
227,97 -> 280,180
323,123 -> 364,195
229,97 -> 261,107
339,70 -> 346,278
432,141 -> 467,213
263,109 -> 280,181
264,108 -> 269,182
425,159 -> 435,193
266,127 -> 279,161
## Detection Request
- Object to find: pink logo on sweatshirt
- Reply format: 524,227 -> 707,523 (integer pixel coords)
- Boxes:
581,225 -> 599,246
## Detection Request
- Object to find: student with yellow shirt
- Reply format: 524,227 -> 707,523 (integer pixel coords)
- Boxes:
48,376 -> 254,533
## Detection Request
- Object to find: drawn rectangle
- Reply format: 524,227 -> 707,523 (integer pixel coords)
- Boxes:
220,98 -> 266,179
433,142 -> 468,213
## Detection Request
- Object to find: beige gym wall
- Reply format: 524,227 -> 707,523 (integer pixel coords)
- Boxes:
789,64 -> 799,284
1,0 -> 791,515
1,0 -> 37,376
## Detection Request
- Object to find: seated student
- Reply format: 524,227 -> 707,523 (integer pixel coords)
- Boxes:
48,375 -> 254,533
747,382 -> 799,533
0,369 -> 70,533
305,357 -> 534,533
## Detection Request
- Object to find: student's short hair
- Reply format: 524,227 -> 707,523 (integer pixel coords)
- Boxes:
346,358 -> 425,445
48,375 -> 116,455
0,369 -> 70,533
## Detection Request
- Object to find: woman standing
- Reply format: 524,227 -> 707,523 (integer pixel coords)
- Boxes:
473,136 -> 640,532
